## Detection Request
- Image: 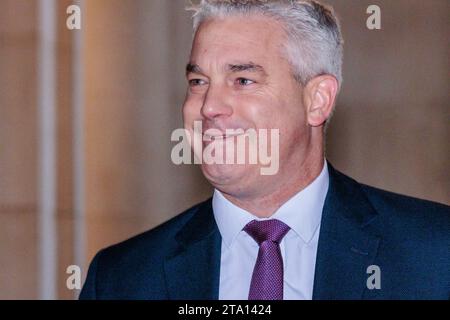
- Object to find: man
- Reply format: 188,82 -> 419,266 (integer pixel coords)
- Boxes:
80,0 -> 449,300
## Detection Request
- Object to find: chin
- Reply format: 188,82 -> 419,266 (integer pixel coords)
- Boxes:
201,163 -> 251,189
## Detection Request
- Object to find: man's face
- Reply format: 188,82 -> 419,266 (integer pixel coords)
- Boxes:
183,15 -> 311,199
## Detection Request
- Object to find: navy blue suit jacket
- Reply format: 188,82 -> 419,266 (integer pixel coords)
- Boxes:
80,165 -> 450,299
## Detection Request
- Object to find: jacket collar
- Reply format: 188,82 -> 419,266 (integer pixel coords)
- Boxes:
313,163 -> 382,299
164,199 -> 221,299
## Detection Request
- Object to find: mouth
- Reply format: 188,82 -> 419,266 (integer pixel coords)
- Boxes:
203,132 -> 251,141
202,133 -> 247,141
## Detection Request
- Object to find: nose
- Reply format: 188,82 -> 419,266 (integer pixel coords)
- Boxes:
201,85 -> 233,120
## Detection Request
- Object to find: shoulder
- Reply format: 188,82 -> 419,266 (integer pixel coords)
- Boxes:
357,182 -> 450,252
96,199 -> 210,264
360,183 -> 449,224
329,165 -> 449,242
80,199 -> 211,299
331,165 -> 449,224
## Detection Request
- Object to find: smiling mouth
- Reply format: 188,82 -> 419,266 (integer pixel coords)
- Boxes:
203,133 -> 246,140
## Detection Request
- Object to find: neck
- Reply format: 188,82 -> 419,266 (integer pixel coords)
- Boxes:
221,150 -> 325,218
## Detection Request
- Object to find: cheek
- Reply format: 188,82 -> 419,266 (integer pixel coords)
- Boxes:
182,97 -> 202,124
249,92 -> 306,146
241,94 -> 289,130
278,106 -> 307,144
275,90 -> 307,131
233,93 -> 276,128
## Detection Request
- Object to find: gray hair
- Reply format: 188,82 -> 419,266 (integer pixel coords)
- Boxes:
187,0 -> 344,87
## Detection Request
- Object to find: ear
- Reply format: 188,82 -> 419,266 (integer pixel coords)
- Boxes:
303,75 -> 339,127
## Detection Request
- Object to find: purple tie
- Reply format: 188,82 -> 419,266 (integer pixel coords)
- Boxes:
244,219 -> 291,300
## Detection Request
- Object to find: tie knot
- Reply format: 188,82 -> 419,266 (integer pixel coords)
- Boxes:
244,219 -> 290,245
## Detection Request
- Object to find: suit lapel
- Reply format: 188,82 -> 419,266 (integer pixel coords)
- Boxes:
164,200 -> 222,300
313,164 -> 382,299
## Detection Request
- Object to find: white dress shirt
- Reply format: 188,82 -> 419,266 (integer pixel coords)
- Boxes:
213,162 -> 329,300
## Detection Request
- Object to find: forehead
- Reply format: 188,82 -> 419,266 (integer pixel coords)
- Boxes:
190,15 -> 288,69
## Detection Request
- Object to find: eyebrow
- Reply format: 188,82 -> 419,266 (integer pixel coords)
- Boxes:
227,63 -> 266,75
186,63 -> 202,76
186,62 -> 267,76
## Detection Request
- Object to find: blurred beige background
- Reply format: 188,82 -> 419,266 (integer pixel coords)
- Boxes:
0,0 -> 448,299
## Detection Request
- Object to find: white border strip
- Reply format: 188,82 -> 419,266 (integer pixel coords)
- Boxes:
38,0 -> 57,300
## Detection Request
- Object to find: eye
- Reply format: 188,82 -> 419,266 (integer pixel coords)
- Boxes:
188,79 -> 207,86
236,78 -> 255,86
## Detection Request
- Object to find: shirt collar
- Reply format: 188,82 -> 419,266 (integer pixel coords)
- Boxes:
213,161 -> 329,248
